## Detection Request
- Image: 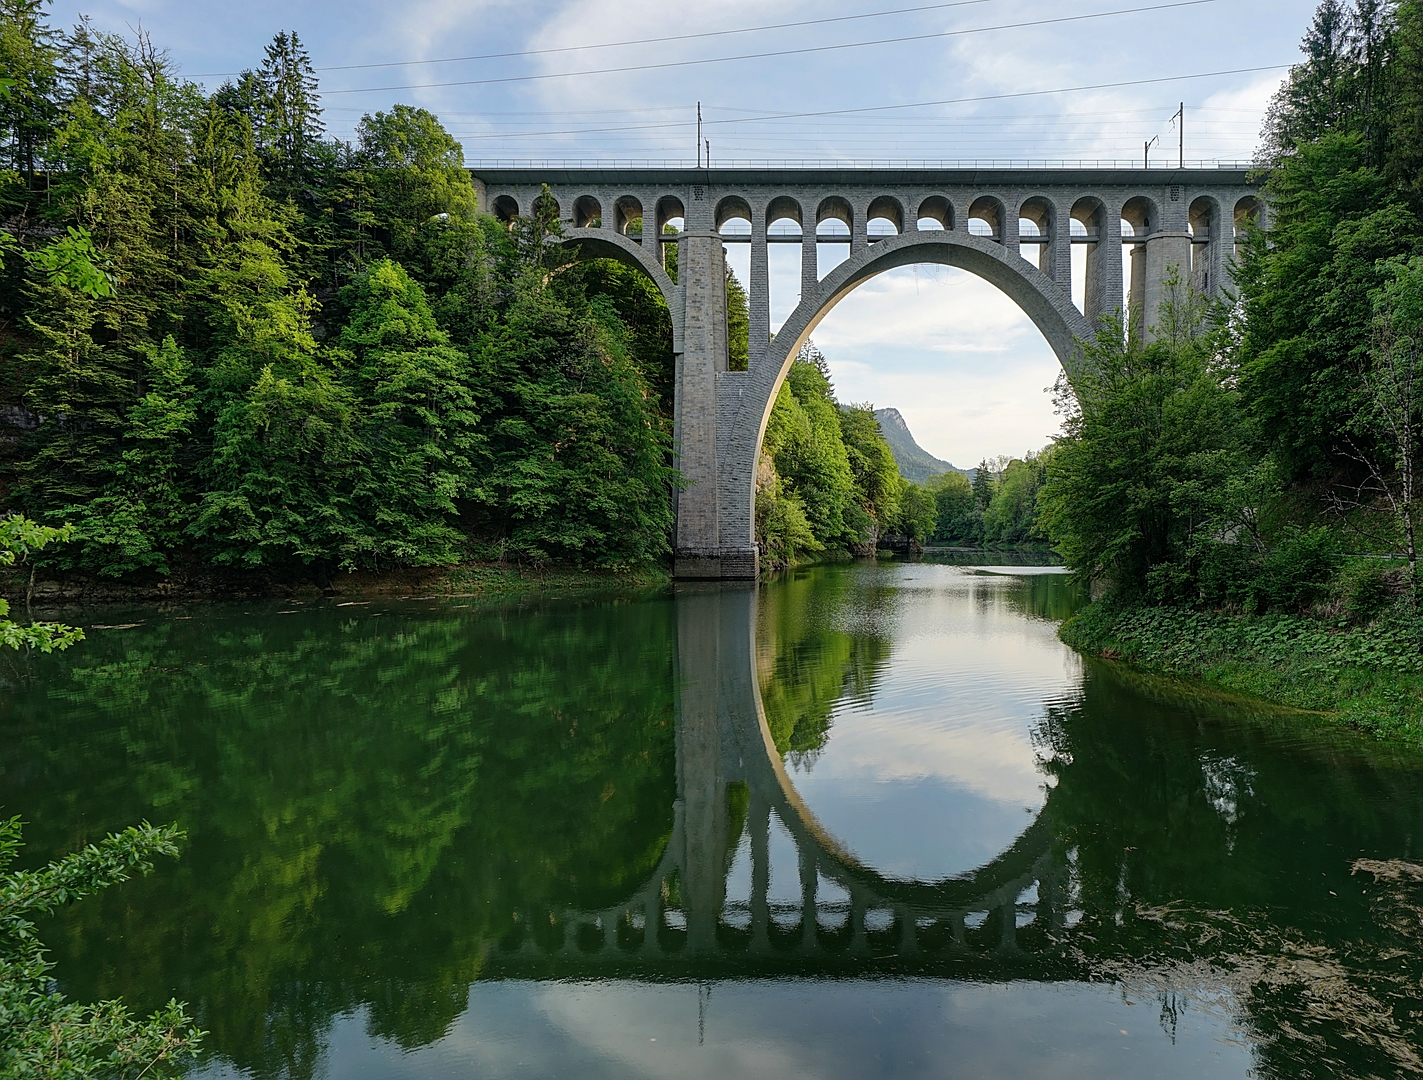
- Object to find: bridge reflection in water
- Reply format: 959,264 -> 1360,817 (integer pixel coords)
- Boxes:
488,582 -> 1067,979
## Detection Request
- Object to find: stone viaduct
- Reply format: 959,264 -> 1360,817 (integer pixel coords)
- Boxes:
471,167 -> 1264,579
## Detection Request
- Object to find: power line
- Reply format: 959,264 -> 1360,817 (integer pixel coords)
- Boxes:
190,0 -> 1011,78
434,64 -> 1284,141
700,64 -> 1287,127
320,0 -> 1218,95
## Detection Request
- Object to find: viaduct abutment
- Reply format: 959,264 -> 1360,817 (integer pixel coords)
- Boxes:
471,167 -> 1264,580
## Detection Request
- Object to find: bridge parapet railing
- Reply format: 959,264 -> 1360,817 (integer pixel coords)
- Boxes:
469,159 -> 1255,172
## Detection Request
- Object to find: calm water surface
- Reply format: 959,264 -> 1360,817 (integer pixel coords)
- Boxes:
2,558 -> 1422,1079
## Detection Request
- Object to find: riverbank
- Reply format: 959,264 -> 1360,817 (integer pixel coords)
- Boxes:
4,561 -> 671,605
1059,601 -> 1423,745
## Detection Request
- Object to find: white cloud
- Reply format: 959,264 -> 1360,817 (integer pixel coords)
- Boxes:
807,265 -> 1063,464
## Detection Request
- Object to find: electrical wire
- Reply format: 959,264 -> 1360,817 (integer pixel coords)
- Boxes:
431,64 -> 1284,140
190,0 -> 1013,77
318,0 -> 1218,95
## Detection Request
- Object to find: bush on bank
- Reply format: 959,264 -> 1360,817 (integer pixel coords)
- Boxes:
1060,599 -> 1423,743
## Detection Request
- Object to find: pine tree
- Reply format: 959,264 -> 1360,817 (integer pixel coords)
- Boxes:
256,31 -> 325,187
972,459 -> 996,508
1261,0 -> 1357,161
0,0 -> 61,184
1388,0 -> 1423,207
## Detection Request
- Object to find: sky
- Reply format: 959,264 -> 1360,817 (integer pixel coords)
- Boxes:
44,0 -> 1319,465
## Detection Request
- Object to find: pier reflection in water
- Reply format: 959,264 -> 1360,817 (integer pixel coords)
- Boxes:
2,561 -> 1422,1079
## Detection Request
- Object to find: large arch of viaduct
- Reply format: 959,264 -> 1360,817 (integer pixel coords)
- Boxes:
472,168 -> 1264,579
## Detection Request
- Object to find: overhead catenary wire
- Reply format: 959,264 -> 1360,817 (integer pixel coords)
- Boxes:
418,64 -> 1285,141
316,0 -> 1219,95
190,0 -> 1014,77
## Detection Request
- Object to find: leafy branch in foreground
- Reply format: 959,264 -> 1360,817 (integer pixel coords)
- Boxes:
0,819 -> 202,1079
0,517 -> 83,652
0,516 -> 199,1077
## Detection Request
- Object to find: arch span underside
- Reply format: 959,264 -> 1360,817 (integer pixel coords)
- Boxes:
725,231 -> 1092,577
483,168 -> 1262,578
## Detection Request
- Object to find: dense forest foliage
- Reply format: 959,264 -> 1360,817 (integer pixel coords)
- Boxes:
0,2 -> 921,580
923,450 -> 1053,548
1039,0 -> 1423,617
754,341 -> 936,568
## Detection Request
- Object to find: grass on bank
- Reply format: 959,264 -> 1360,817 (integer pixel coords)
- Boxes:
1060,600 -> 1423,745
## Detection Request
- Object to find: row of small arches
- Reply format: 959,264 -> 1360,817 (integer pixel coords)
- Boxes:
490,191 -> 1266,244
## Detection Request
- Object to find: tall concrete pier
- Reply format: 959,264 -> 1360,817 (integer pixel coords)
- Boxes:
473,167 -> 1264,579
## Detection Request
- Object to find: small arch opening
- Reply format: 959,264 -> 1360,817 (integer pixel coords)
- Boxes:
1234,195 -> 1262,239
1070,197 -> 1106,315
967,196 -> 1005,240
1188,195 -> 1217,239
766,195 -> 803,231
917,195 -> 951,231
767,198 -> 804,329
817,196 -> 853,279
1189,196 -> 1220,290
816,196 -> 853,229
716,195 -> 753,234
656,195 -> 686,274
718,198 -> 754,331
1121,196 -> 1157,322
1121,196 -> 1156,238
572,195 -> 602,229
1018,197 -> 1053,271
866,195 -> 904,239
492,194 -> 519,223
611,195 -> 643,236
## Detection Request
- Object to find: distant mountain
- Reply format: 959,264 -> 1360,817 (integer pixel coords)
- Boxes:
873,408 -> 964,484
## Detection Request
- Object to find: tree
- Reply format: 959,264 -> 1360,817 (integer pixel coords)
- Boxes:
0,0 -> 61,183
1260,0 -> 1360,162
53,336 -> 198,576
725,266 -> 749,371
1235,133 -> 1423,480
893,482 -> 938,545
1038,292 -> 1251,600
0,516 -> 200,1074
338,259 -> 486,567
928,471 -> 982,545
972,458 -> 996,508
755,451 -> 821,569
1334,255 -> 1423,593
1388,0 -> 1423,208
255,31 -> 324,187
468,219 -> 678,567
0,516 -> 81,647
762,346 -> 855,547
193,287 -> 367,569
839,403 -> 902,546
0,819 -> 201,1079
347,105 -> 478,268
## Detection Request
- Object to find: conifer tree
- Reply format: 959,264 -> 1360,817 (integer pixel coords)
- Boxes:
972,459 -> 996,508
0,0 -> 60,183
256,31 -> 325,187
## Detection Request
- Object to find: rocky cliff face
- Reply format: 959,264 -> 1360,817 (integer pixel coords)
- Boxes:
872,408 -> 963,484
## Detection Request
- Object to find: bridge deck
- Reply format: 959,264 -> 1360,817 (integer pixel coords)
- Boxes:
470,166 -> 1253,187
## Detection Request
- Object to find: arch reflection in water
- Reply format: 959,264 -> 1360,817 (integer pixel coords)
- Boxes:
7,565 -> 1423,1079
490,577 -> 1071,977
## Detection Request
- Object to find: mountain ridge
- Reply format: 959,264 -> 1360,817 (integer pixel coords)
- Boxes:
873,408 -> 965,484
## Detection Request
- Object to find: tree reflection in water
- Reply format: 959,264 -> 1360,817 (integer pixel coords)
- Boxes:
0,566 -> 1420,1080
1,596 -> 678,1078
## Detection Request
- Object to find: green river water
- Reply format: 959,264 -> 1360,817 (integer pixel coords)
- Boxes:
2,556 -> 1422,1079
